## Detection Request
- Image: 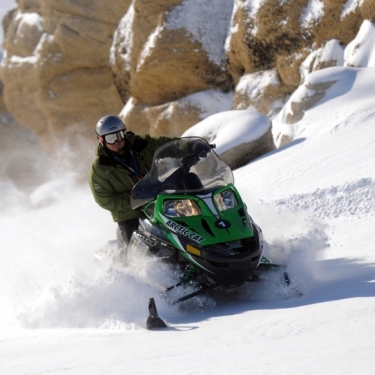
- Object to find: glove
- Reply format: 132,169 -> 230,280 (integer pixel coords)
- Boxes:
191,141 -> 211,157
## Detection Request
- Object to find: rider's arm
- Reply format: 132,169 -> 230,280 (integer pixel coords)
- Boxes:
155,137 -> 211,160
88,164 -> 139,221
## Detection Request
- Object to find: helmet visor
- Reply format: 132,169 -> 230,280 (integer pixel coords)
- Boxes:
104,130 -> 125,144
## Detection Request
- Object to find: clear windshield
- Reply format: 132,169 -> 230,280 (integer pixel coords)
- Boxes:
131,137 -> 234,209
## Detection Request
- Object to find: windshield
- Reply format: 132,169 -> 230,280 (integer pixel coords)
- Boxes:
131,137 -> 234,209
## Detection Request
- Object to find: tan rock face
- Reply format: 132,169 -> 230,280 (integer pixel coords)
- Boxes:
226,0 -> 310,83
0,81 -> 48,190
145,90 -> 233,137
0,0 -> 373,157
225,0 -> 371,88
0,0 -> 130,152
112,0 -> 233,106
277,50 -> 312,87
121,90 -> 233,137
111,0 -> 234,133
313,0 -> 375,45
222,0 -> 372,127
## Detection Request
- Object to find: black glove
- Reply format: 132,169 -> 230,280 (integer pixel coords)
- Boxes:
191,141 -> 211,157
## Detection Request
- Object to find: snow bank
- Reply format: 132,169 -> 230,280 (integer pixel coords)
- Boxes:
182,109 -> 271,154
344,20 -> 375,67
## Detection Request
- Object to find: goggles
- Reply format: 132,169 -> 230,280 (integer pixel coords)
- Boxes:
104,130 -> 125,144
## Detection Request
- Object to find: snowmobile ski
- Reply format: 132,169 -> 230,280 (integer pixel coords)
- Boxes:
146,298 -> 167,330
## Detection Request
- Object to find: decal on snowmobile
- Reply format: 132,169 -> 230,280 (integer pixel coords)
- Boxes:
169,233 -> 184,251
197,193 -> 219,217
214,219 -> 231,229
165,219 -> 205,243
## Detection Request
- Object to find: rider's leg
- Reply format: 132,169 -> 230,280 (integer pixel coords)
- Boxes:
116,218 -> 139,262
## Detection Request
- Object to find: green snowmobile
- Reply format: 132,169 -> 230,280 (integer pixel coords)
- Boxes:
125,137 -> 290,313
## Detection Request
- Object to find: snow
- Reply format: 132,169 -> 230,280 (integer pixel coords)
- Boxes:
116,0 -> 234,69
235,70 -> 281,106
341,0 -> 365,20
165,0 -> 233,66
300,0 -> 325,30
344,20 -> 375,67
179,89 -> 233,119
15,11 -> 43,32
137,25 -> 163,71
110,3 -> 134,68
240,0 -> 265,18
133,0 -> 235,68
1,9 -> 375,375
300,39 -> 344,83
183,109 -> 271,154
2,63 -> 375,373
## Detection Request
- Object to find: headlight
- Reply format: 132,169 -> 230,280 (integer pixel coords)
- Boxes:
214,189 -> 238,211
163,199 -> 201,217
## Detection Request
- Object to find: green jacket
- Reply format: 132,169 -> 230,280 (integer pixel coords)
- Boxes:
88,133 -> 176,222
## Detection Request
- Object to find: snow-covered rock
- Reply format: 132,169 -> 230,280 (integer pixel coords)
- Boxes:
183,109 -> 274,169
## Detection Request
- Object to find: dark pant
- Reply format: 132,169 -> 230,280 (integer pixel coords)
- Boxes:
117,218 -> 139,248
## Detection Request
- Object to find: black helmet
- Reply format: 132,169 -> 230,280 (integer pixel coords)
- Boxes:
96,115 -> 126,136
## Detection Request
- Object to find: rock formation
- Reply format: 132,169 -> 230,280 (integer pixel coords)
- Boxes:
274,19 -> 375,147
0,0 -> 130,152
0,80 -> 49,190
0,0 -> 374,165
111,0 -> 234,136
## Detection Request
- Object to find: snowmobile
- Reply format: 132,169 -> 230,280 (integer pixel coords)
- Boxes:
120,137 -> 290,320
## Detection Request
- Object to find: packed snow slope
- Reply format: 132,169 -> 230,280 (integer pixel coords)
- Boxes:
1,66 -> 375,374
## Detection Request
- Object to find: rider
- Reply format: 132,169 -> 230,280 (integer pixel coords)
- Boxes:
88,115 -> 178,249
88,115 -> 212,254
